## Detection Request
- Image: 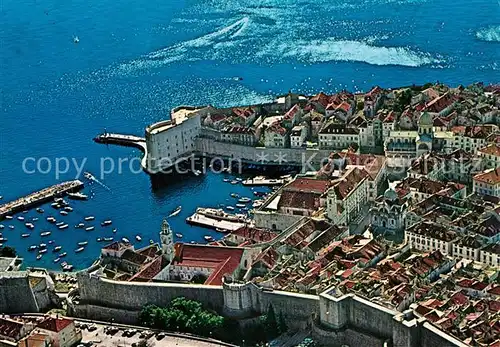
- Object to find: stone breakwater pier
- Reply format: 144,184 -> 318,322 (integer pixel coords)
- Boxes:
0,180 -> 84,219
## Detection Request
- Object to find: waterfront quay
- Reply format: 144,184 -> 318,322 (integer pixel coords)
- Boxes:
93,133 -> 146,152
0,180 -> 84,219
186,212 -> 247,231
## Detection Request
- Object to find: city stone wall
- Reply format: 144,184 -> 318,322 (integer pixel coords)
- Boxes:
195,138 -> 332,167
253,211 -> 302,231
77,274 -> 224,313
0,275 -> 38,313
75,274 -> 467,347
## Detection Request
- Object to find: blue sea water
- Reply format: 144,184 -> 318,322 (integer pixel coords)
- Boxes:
0,0 -> 499,270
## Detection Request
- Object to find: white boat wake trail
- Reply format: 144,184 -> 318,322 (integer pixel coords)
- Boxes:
117,17 -> 250,73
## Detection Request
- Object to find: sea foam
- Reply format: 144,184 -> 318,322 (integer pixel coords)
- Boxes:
476,26 -> 500,42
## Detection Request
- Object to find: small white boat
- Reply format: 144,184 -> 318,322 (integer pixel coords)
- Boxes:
60,211 -> 68,216
0,225 -> 4,229
112,228 -> 117,233
122,237 -> 130,243
48,240 -> 54,244
231,180 -> 239,184
226,206 -> 235,211
28,245 -> 37,251
53,258 -> 60,263
175,233 -> 183,238
64,206 -> 73,212
63,264 -> 74,272
84,216 -> 95,221
101,220 -> 112,226
230,193 -> 239,198
51,203 -> 60,209
73,36 -> 79,43
17,216 -> 25,221
216,228 -> 228,233
25,222 -> 35,229
0,238 -> 7,242
67,192 -> 88,200
58,224 -> 69,230
39,243 -> 47,248
41,231 -> 51,237
204,236 -> 214,242
236,204 -> 246,208
85,226 -> 95,231
223,178 -> 230,182
135,235 -> 142,242
56,221 -> 64,226
47,216 -> 56,223
96,237 -> 103,242
36,254 -> 43,260
36,208 -> 44,213
104,237 -> 113,242
32,217 -> 39,221
149,239 -> 154,244
77,241 -> 88,246
21,233 -> 30,238
169,206 -> 182,217
59,252 -> 67,258
238,197 -> 252,203
53,246 -> 62,252
75,247 -> 85,253
5,216 -> 13,220
8,225 -> 14,230
75,223 -> 85,228
38,249 -> 47,254
236,178 -> 243,182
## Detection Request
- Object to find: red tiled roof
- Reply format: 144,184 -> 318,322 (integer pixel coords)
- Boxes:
129,256 -> 168,282
173,244 -> 244,285
473,168 -> 500,184
266,123 -> 287,136
233,107 -> 254,119
230,226 -> 278,243
310,92 -> 331,108
479,144 -> 500,157
37,317 -> 73,333
284,104 -> 300,120
0,318 -> 24,340
423,92 -> 456,113
286,178 -> 330,194
279,190 -> 318,211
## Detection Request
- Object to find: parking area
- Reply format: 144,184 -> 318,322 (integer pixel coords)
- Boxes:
78,322 -> 227,347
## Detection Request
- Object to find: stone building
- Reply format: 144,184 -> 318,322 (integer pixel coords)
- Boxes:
370,188 -> 407,235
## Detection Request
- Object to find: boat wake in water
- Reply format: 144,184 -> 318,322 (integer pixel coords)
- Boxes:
83,172 -> 111,191
117,17 -> 250,74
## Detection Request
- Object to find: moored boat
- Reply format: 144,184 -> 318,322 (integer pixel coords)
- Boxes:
36,208 -> 44,213
21,233 -> 30,238
67,192 -> 88,200
47,216 -> 56,223
101,220 -> 112,226
0,225 -> 3,229
216,228 -> 228,233
59,252 -> 67,258
64,206 -> 73,212
85,226 -> 95,231
58,224 -> 69,230
53,258 -> 60,263
25,222 -> 35,229
236,203 -> 246,208
75,247 -> 85,253
36,254 -> 43,260
28,245 -> 37,251
77,241 -> 88,246
56,221 -> 64,226
136,235 -> 142,242
8,225 -> 14,230
38,249 -> 47,254
122,237 -> 130,243
17,216 -> 25,221
175,233 -> 183,238
5,216 -> 13,220
39,243 -> 47,248
53,246 -> 62,252
169,206 -> 182,217
230,193 -> 239,198
204,235 -> 214,242
96,237 -> 103,242
75,223 -> 85,228
40,231 -> 51,237
84,216 -> 95,221
238,197 -> 251,203
104,237 -> 113,242
230,180 -> 238,184
60,211 -> 68,216
62,264 -> 74,272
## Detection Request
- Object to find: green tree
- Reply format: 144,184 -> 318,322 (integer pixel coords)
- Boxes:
0,246 -> 16,258
261,304 -> 279,339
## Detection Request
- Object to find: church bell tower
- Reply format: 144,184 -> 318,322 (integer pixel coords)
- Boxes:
160,219 -> 174,262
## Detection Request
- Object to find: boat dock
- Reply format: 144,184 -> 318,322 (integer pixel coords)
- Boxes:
0,180 -> 84,219
186,213 -> 247,231
93,133 -> 147,152
242,176 -> 285,186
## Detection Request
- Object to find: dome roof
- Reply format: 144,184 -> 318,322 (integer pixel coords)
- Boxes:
419,112 -> 432,126
384,188 -> 398,202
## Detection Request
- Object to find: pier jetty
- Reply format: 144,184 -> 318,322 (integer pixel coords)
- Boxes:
0,180 -> 84,219
93,133 -> 146,152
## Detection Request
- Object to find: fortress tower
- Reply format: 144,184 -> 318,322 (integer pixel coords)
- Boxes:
160,219 -> 174,262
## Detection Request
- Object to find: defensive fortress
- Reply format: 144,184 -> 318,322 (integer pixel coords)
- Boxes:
70,272 -> 466,347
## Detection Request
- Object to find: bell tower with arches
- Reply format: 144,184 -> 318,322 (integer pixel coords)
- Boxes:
160,219 -> 174,263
